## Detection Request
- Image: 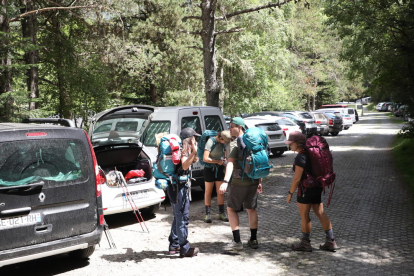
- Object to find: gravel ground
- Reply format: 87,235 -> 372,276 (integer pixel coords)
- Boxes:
2,109 -> 414,276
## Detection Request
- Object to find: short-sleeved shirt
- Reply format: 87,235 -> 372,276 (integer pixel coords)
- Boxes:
294,151 -> 322,196
205,138 -> 225,160
229,136 -> 259,187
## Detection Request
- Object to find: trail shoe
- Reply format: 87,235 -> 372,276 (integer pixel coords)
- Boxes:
247,239 -> 259,249
168,246 -> 180,255
204,213 -> 212,223
218,213 -> 229,222
320,238 -> 338,252
292,239 -> 312,252
180,247 -> 199,258
224,240 -> 243,251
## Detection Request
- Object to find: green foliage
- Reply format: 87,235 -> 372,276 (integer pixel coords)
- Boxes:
393,136 -> 414,200
397,122 -> 414,139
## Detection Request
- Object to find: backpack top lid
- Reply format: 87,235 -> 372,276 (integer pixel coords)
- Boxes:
159,134 -> 181,155
243,127 -> 268,152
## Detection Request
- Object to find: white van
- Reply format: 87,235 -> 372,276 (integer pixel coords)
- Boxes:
318,107 -> 357,123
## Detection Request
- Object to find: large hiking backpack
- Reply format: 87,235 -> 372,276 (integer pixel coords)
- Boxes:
304,135 -> 336,207
238,127 -> 273,180
197,130 -> 221,168
152,134 -> 188,189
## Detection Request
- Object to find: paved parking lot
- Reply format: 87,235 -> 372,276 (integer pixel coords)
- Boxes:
2,110 -> 414,276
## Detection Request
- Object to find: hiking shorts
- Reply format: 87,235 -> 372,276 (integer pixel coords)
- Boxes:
297,189 -> 322,204
227,184 -> 258,210
203,165 -> 225,182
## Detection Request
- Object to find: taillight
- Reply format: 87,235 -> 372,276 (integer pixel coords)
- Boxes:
99,214 -> 104,225
283,131 -> 286,137
83,130 -> 102,197
26,132 -> 47,137
316,121 -> 321,124
329,119 -> 333,125
283,128 -> 288,131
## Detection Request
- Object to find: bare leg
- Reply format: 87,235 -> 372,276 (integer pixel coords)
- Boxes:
297,203 -> 312,233
227,207 -> 239,231
204,181 -> 215,207
246,209 -> 258,229
311,203 -> 332,231
215,181 -> 225,205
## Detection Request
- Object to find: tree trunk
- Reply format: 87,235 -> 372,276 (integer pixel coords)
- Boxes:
0,0 -> 13,122
150,83 -> 157,103
218,66 -> 225,111
201,0 -> 220,107
21,0 -> 39,111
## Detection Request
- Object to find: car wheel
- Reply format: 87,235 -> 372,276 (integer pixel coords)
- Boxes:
344,127 -> 349,130
142,203 -> 160,215
272,150 -> 285,157
69,245 -> 96,259
331,132 -> 339,136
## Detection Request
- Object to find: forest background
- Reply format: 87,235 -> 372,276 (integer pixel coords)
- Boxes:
1,0 -> 412,127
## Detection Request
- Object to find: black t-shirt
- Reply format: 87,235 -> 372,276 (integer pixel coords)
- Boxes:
294,150 -> 322,196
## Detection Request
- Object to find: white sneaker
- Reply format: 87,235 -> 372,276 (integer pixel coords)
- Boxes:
224,240 -> 243,251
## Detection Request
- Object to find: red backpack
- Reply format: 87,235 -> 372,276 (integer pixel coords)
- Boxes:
303,136 -> 336,207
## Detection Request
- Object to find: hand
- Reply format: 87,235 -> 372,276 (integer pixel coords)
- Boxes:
191,141 -> 198,152
219,182 -> 228,194
286,194 -> 292,204
217,159 -> 224,166
257,183 -> 263,194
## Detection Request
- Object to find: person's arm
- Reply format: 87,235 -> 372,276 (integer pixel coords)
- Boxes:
219,157 -> 235,194
203,150 -> 224,165
286,166 -> 303,204
181,142 -> 198,170
257,178 -> 263,194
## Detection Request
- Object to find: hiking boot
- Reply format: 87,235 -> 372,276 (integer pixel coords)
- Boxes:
168,246 -> 180,255
218,213 -> 229,222
204,213 -> 212,223
224,240 -> 243,251
292,239 -> 312,252
247,239 -> 259,249
180,247 -> 199,258
320,238 -> 338,252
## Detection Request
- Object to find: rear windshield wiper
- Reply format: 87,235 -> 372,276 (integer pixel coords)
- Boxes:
0,181 -> 45,194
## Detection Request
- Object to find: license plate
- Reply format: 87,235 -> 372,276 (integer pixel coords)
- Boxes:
123,190 -> 149,201
0,213 -> 41,230
269,135 -> 281,139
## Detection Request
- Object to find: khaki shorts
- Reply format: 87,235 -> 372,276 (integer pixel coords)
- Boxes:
227,184 -> 258,210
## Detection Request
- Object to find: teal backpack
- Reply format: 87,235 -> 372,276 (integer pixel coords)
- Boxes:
238,127 -> 273,180
197,130 -> 222,169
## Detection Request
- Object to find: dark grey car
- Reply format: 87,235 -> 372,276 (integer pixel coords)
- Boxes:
323,113 -> 343,136
0,123 -> 104,267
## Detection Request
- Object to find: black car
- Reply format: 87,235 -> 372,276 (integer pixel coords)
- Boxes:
244,111 -> 307,135
0,121 -> 104,267
323,113 -> 343,136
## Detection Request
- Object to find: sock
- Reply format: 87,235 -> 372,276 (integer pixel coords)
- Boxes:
232,230 -> 241,243
205,206 -> 211,214
218,205 -> 225,214
325,229 -> 334,240
250,228 -> 258,241
302,232 -> 310,241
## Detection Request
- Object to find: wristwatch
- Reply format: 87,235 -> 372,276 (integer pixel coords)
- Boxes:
223,179 -> 229,183
288,191 -> 294,195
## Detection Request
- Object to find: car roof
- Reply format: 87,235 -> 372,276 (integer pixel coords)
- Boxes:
0,122 -> 67,131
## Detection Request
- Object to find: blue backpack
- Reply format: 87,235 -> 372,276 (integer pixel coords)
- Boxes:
197,130 -> 222,169
152,134 -> 188,189
238,127 -> 273,180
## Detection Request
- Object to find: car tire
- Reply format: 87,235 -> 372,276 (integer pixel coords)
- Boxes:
331,132 -> 339,136
69,245 -> 96,259
344,127 -> 349,130
272,150 -> 285,157
142,203 -> 160,215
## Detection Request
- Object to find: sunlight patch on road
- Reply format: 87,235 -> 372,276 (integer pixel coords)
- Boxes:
330,146 -> 392,152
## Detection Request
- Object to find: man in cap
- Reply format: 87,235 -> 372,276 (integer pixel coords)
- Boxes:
219,117 -> 262,251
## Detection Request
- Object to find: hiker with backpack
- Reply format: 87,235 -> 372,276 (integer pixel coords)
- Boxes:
200,130 -> 232,223
285,131 -> 338,252
219,117 -> 271,251
165,128 -> 200,258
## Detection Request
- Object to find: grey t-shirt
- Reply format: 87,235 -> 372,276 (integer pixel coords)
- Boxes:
205,138 -> 225,160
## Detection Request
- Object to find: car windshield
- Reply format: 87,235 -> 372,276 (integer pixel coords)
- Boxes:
254,123 -> 281,131
0,139 -> 87,187
278,119 -> 296,126
140,121 -> 171,147
93,118 -> 145,134
325,113 -> 342,119
299,113 -> 313,119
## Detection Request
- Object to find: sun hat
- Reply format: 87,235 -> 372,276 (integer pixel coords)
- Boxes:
220,130 -> 231,144
230,117 -> 245,129
179,128 -> 201,140
284,131 -> 306,145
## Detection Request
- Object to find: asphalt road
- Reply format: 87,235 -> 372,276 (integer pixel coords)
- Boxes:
2,109 -> 413,276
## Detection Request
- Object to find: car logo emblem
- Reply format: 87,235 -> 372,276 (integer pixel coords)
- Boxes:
0,203 -> 5,207
39,193 -> 46,202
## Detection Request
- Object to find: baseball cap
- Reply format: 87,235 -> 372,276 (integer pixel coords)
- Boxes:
285,131 -> 306,145
180,128 -> 201,140
220,130 -> 231,144
231,117 -> 245,129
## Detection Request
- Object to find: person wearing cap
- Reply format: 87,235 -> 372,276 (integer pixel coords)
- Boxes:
202,130 -> 232,223
285,131 -> 338,252
167,127 -> 200,258
219,117 -> 262,251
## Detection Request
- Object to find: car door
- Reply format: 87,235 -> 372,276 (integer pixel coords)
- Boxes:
179,108 -> 203,171
0,127 -> 98,251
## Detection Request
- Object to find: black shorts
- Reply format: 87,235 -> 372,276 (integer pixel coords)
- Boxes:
297,187 -> 323,204
203,165 -> 226,182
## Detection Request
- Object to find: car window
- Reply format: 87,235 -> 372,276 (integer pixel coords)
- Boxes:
141,121 -> 171,146
93,123 -> 112,134
348,109 -> 354,115
278,119 -> 295,126
299,113 -> 313,119
255,123 -> 281,131
181,116 -> 202,142
0,139 -> 87,187
204,115 -> 224,131
115,121 -> 139,132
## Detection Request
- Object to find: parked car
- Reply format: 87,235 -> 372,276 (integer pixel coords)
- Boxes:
342,114 -> 353,130
281,111 -> 318,137
243,116 -> 288,156
0,120 -> 104,267
361,97 -> 370,105
90,105 -> 227,191
311,112 -> 330,136
245,112 -> 307,135
379,102 -> 393,111
323,113 -> 343,136
376,102 -> 385,111
394,105 -> 407,117
316,107 -> 357,123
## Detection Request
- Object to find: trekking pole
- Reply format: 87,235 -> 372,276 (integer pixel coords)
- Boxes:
115,170 -> 149,233
103,219 -> 116,249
